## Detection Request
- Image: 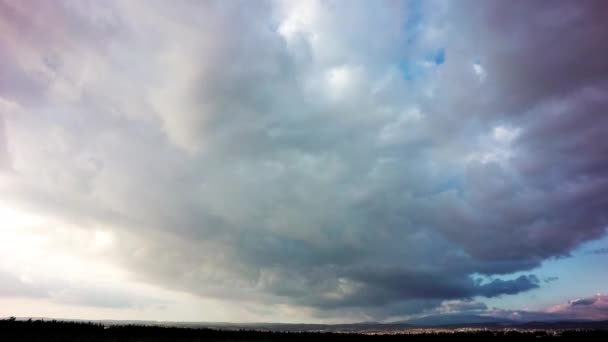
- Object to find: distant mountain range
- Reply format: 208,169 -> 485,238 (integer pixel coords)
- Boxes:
393,314 -> 512,326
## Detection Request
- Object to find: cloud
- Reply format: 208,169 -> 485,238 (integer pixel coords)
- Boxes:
0,271 -> 48,298
586,248 -> 608,255
560,294 -> 608,319
543,276 -> 559,283
0,266 -> 164,310
476,275 -> 540,297
547,294 -> 608,320
435,300 -> 488,314
569,297 -> 598,307
0,0 -> 607,321
489,294 -> 608,322
0,113 -> 9,170
48,286 -> 165,309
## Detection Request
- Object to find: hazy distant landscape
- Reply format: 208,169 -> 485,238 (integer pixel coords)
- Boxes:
3,317 -> 608,341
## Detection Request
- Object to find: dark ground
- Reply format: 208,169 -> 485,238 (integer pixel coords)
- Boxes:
1,318 -> 607,341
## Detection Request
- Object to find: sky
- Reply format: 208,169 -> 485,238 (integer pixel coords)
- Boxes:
1,0 -> 608,324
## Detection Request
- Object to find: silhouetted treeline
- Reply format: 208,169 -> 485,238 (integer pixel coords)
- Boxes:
1,317 -> 607,341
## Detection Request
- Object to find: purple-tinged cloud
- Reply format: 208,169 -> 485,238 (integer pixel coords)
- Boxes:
569,297 -> 598,307
0,114 -> 10,170
485,294 -> 608,322
543,294 -> 608,321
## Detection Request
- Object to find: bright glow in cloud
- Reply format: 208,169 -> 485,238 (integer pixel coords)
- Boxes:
473,62 -> 486,82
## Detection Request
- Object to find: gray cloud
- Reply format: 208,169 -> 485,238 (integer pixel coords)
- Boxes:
476,275 -> 540,297
543,276 -> 559,284
586,248 -> 608,255
569,297 -> 598,307
439,300 -> 488,314
0,271 -> 48,298
49,286 -> 166,309
0,268 -> 163,310
0,0 -> 607,320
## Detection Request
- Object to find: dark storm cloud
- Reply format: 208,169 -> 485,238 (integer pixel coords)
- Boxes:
475,275 -> 539,297
373,0 -> 608,272
303,270 -> 539,309
1,0 -> 608,320
451,0 -> 608,114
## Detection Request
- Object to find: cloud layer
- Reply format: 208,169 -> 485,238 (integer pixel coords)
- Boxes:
1,0 -> 607,321
487,294 -> 608,322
